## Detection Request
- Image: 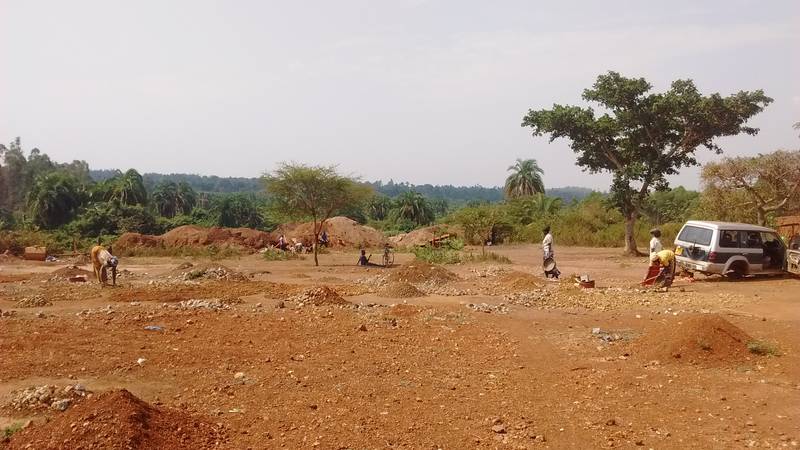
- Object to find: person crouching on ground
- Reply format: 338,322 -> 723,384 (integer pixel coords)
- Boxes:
91,245 -> 119,286
357,249 -> 378,267
642,228 -> 664,285
651,249 -> 676,289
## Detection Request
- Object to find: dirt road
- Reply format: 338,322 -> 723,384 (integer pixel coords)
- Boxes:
1,246 -> 798,448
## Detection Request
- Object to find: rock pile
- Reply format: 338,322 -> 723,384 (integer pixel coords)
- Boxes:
377,282 -> 426,298
15,295 -> 52,308
467,303 -> 509,314
290,286 -> 350,306
8,384 -> 90,412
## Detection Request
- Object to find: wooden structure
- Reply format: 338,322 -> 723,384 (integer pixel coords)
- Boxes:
23,246 -> 47,261
776,216 -> 800,239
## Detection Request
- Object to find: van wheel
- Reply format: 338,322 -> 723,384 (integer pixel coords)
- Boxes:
725,262 -> 747,279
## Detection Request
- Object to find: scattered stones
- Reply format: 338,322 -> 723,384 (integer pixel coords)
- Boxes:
467,303 -> 509,314
234,372 -> 246,380
16,295 -> 53,308
290,286 -> 349,306
8,384 -> 89,412
358,324 -> 368,332
177,299 -> 231,311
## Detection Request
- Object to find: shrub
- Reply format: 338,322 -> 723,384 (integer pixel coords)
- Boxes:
412,246 -> 461,264
462,251 -> 512,264
747,340 -> 780,356
262,248 -> 304,261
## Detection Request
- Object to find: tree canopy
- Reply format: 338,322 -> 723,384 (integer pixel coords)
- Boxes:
522,71 -> 772,254
504,158 -> 545,199
701,150 -> 800,225
264,163 -> 371,265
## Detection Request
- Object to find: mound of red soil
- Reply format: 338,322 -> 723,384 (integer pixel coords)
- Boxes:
388,224 -> 462,247
276,216 -> 386,248
389,260 -> 459,284
116,226 -> 276,253
632,314 -> 755,366
386,304 -> 425,317
116,232 -> 163,249
6,389 -> 225,450
378,282 -> 426,298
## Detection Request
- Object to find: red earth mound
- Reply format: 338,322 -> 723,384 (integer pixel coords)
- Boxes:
389,260 -> 459,284
6,389 -> 225,450
276,216 -> 386,248
632,314 -> 756,366
115,226 -> 276,253
388,224 -> 462,247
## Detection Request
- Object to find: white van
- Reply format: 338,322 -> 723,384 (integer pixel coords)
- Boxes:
674,221 -> 786,278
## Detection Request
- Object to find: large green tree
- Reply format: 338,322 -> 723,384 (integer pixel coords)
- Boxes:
522,71 -> 772,255
264,163 -> 371,266
504,158 -> 545,199
390,191 -> 435,227
700,150 -> 800,226
106,169 -> 148,206
27,172 -> 84,229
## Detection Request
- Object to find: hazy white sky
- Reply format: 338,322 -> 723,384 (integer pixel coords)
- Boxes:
1,0 -> 798,190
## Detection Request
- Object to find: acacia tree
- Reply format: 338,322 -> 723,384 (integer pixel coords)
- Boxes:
522,71 -> 772,255
453,204 -> 502,254
504,158 -> 545,199
265,163 -> 371,266
701,150 -> 800,225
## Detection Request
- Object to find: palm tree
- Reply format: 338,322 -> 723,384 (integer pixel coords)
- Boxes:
107,169 -> 147,206
531,193 -> 562,215
152,181 -> 178,218
504,158 -> 545,199
175,181 -> 197,215
27,172 -> 83,228
366,194 -> 392,221
391,191 -> 434,226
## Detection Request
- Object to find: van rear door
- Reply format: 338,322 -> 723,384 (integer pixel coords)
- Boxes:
675,225 -> 714,261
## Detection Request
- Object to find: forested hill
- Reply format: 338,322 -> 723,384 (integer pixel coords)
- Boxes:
89,171 -> 595,203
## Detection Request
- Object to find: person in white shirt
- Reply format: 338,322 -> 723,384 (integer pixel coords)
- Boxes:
542,226 -> 554,259
542,226 -> 560,278
649,228 -> 663,260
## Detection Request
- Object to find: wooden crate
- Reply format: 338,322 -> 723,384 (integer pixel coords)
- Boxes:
23,246 -> 47,261
776,216 -> 800,239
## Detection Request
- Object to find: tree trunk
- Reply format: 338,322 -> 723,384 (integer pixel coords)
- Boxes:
623,212 -> 643,256
313,218 -> 319,266
756,207 -> 766,226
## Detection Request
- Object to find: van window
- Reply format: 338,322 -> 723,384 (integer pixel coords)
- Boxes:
719,231 -> 739,248
761,232 -> 783,248
743,231 -> 762,248
677,225 -> 713,246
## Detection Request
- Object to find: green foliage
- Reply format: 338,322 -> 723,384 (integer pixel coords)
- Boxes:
68,203 -> 158,236
641,187 -> 700,225
747,340 -> 780,356
215,194 -> 264,229
505,158 -> 545,198
411,246 -> 461,264
3,422 -> 24,439
102,169 -> 148,206
700,150 -> 800,225
462,251 -> 512,264
27,171 -> 86,229
265,163 -> 372,265
522,71 -> 772,253
452,204 -> 503,247
262,248 -> 304,261
390,191 -> 435,226
366,194 -> 393,221
152,181 -> 197,218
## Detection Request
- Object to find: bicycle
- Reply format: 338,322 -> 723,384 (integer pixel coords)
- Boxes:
382,246 -> 394,267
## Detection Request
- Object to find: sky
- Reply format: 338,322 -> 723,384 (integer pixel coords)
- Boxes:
1,0 -> 798,190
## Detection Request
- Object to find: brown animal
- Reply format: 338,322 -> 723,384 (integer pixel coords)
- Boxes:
91,245 -> 118,286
